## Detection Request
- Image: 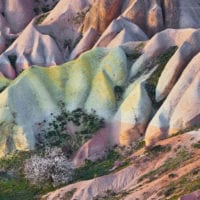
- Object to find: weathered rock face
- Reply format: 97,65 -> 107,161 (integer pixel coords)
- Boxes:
156,30 -> 200,102
0,26 -> 200,160
4,0 -> 35,33
145,51 -> 200,147
42,130 -> 200,200
38,0 -> 91,54
93,16 -> 148,48
0,0 -> 199,199
113,82 -> 152,146
0,19 -> 64,79
0,46 -> 153,157
1,0 -> 200,77
122,0 -> 164,37
180,190 -> 200,200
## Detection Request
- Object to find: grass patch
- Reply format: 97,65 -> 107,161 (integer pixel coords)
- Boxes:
0,175 -> 53,200
74,150 -> 120,181
161,167 -> 200,199
139,149 -> 191,182
74,148 -> 131,181
0,151 -> 31,171
93,190 -> 130,200
134,139 -> 145,151
145,144 -> 171,159
0,151 -> 53,200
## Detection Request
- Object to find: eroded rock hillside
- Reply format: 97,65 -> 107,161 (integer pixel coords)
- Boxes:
0,0 -> 199,200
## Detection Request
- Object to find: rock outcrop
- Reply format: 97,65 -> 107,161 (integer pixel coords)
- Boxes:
0,19 -> 64,79
145,50 -> 200,147
0,27 -> 200,160
0,0 -> 199,199
42,130 -> 200,200
180,190 -> 200,200
2,0 -> 200,78
0,46 -> 152,157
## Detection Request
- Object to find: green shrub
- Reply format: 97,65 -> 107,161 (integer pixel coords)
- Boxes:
74,147 -> 131,181
192,141 -> 200,149
74,149 -> 120,181
36,101 -> 104,157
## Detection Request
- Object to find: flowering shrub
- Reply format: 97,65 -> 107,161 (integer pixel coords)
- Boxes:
24,147 -> 73,187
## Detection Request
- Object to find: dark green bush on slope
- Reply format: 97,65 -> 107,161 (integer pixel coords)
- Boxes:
36,101 -> 105,157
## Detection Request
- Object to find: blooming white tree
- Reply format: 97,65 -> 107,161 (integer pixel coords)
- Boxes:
24,147 -> 74,187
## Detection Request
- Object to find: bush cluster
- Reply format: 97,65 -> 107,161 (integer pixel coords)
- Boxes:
36,101 -> 104,157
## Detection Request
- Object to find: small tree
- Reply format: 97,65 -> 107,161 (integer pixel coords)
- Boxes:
24,147 -> 74,187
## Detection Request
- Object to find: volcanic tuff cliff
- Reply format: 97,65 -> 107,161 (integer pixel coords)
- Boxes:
0,0 -> 199,199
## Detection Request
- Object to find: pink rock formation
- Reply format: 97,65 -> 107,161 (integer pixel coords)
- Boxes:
129,28 -> 195,79
94,16 -> 148,48
156,30 -> 200,101
43,130 -> 200,200
180,190 -> 200,200
0,19 -> 64,79
83,0 -> 123,34
122,0 -> 164,36
37,0 -> 91,57
1,0 -> 200,77
4,0 -> 35,33
69,27 -> 99,60
145,53 -> 200,147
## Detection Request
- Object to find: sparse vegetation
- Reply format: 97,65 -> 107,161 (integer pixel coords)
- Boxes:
160,167 -> 200,199
0,102 -> 105,199
33,0 -> 59,15
0,151 -> 53,200
74,148 -> 132,181
126,42 -> 144,61
64,188 -> 77,200
134,139 -> 145,151
145,144 -> 171,159
7,55 -> 17,69
33,7 -> 40,15
139,149 -> 191,182
63,39 -> 73,49
192,141 -> 200,149
36,101 -> 104,157
74,149 -> 120,181
145,46 -> 178,109
114,85 -> 124,102
93,190 -> 130,200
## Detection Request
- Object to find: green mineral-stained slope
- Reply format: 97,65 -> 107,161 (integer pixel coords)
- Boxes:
0,47 -> 130,156
0,76 -> 10,92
